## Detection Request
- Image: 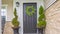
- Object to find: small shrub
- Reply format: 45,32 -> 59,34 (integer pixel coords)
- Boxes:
37,6 -> 46,28
12,8 -> 19,28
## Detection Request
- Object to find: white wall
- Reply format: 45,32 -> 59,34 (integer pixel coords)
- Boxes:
2,0 -> 13,21
0,0 -> 1,34
13,0 -> 44,34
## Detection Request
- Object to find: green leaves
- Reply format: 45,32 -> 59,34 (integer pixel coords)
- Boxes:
39,6 -> 44,15
14,8 -> 17,16
12,18 -> 19,27
37,20 -> 46,28
38,14 -> 45,21
12,8 -> 19,27
37,6 -> 46,28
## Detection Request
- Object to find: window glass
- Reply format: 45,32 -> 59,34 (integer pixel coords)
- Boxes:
1,5 -> 7,21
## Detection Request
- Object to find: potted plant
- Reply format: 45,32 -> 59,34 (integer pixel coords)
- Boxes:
12,8 -> 19,34
37,6 -> 46,29
37,6 -> 46,34
12,8 -> 19,28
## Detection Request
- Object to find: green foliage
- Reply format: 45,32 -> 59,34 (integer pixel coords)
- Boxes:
37,21 -> 46,28
26,6 -> 35,16
12,8 -> 19,27
37,6 -> 46,28
38,14 -> 45,21
39,6 -> 44,15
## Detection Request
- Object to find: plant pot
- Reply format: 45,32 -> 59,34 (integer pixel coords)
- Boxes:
12,26 -> 19,29
37,26 -> 45,34
37,25 -> 46,29
12,26 -> 20,34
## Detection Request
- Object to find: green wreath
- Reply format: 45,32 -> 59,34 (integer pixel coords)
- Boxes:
26,6 -> 35,16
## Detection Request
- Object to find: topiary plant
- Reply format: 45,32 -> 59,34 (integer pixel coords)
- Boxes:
37,6 -> 46,28
12,8 -> 19,28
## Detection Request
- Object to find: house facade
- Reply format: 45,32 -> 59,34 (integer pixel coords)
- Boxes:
1,0 -> 60,34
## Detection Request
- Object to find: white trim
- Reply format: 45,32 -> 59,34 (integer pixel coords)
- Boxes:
0,0 -> 2,34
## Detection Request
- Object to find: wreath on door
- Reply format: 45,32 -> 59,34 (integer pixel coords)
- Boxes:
26,6 -> 36,16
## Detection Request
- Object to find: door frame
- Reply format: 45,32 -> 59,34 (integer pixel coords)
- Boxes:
23,3 -> 37,34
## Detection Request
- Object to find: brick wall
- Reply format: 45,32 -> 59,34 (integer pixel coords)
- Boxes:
44,0 -> 56,9
45,0 -> 60,34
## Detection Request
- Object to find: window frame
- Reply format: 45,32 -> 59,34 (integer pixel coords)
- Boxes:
1,4 -> 8,21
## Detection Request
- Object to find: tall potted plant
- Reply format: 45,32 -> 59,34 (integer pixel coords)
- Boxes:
12,8 -> 19,28
37,6 -> 46,34
37,6 -> 46,29
12,8 -> 19,34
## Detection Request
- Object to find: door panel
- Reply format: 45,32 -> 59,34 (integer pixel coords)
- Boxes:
23,3 -> 37,34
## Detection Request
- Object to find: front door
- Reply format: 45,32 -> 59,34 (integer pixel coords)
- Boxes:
23,3 -> 37,34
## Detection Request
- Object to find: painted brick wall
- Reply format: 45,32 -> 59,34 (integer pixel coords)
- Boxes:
44,0 -> 56,9
45,0 -> 60,34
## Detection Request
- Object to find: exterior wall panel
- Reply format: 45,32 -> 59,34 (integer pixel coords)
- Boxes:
45,0 -> 60,34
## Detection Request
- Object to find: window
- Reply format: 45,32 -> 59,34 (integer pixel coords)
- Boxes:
1,5 -> 7,34
1,5 -> 7,21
